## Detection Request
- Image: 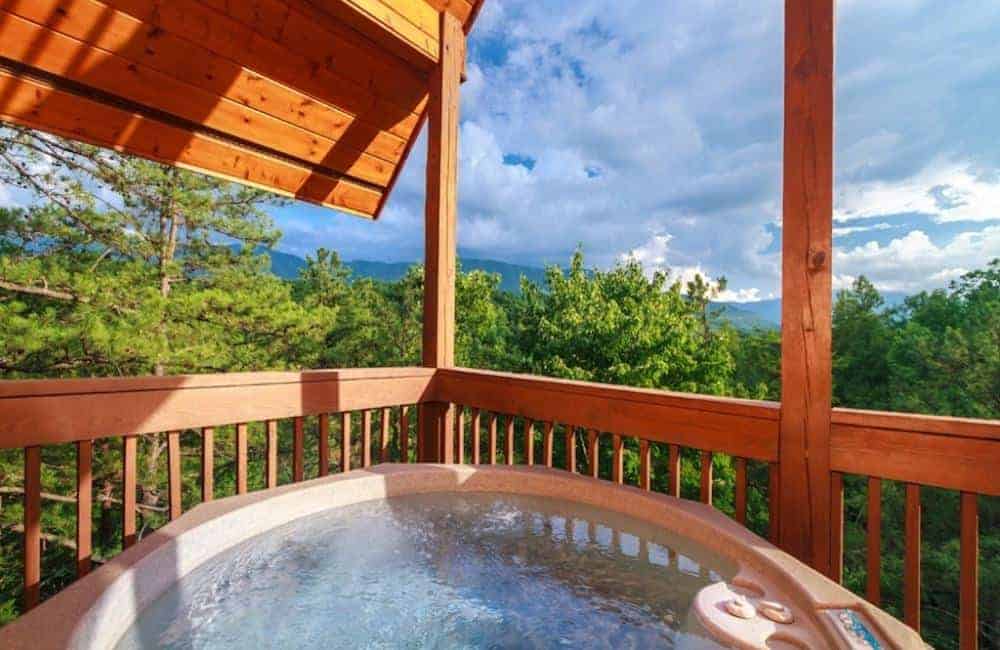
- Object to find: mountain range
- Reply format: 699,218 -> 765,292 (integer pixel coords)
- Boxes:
253,247 -> 908,330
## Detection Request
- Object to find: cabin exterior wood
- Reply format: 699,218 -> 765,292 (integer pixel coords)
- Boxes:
0,1 -> 995,648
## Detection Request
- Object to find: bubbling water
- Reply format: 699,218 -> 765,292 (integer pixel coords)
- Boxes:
115,492 -> 733,649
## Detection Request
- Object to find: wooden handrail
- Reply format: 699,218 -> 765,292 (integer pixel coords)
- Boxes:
433,367 -> 780,461
0,367 -> 435,448
831,408 -> 1000,496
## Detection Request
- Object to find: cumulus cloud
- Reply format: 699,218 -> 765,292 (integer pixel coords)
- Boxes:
834,227 -> 1000,292
622,232 -> 764,303
835,159 -> 1000,224
833,222 -> 895,237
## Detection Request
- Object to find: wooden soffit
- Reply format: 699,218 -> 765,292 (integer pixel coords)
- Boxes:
0,0 -> 485,218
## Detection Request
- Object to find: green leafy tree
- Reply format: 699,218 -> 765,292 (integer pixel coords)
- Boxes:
832,276 -> 892,409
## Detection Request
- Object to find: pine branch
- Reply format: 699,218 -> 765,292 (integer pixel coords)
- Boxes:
0,278 -> 83,302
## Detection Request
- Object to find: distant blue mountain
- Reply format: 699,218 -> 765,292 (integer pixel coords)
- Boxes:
246,246 -> 910,330
246,246 -> 546,294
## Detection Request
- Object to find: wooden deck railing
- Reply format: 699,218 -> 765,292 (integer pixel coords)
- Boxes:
1,366 -> 997,647
432,367 -> 782,540
0,367 -> 435,609
828,408 -> 999,648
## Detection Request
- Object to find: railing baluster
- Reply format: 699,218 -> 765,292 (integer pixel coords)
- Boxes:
293,417 -> 304,482
524,419 -> 535,466
123,436 -> 137,549
399,406 -> 409,463
734,457 -> 747,525
960,492 -> 978,650
667,444 -> 681,497
505,416 -> 515,465
768,462 -> 780,544
23,446 -> 41,610
362,410 -> 372,468
319,414 -> 330,476
565,426 -> 576,473
543,422 -> 554,467
488,413 -> 498,465
455,406 -> 465,464
235,424 -> 248,495
587,430 -> 599,478
168,431 -> 183,517
639,439 -> 650,490
341,412 -> 352,472
866,477 -> 882,605
612,434 -> 623,484
380,408 -> 391,464
831,471 -> 844,582
471,408 -> 481,464
265,421 -> 278,489
904,483 -> 921,632
76,440 -> 92,577
202,427 -> 215,501
700,451 -> 713,505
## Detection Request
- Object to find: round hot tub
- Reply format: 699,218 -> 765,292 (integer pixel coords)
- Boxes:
0,465 -> 924,649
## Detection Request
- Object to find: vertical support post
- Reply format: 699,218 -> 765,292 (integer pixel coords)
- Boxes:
202,427 -> 215,500
292,417 -> 304,482
23,446 -> 41,610
76,440 -> 93,577
421,11 -> 464,462
779,0 -> 835,578
234,424 -> 247,496
168,430 -> 183,517
960,492 -> 979,650
319,413 -> 330,476
122,436 -> 137,549
265,421 -> 278,488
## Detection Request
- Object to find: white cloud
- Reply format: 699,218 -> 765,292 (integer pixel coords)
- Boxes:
833,222 -> 894,237
834,227 -> 1000,292
621,232 -> 764,302
836,159 -> 1000,223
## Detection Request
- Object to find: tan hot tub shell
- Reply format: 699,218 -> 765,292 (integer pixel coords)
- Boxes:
0,464 -> 925,649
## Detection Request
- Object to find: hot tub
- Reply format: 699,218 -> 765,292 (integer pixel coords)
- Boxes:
0,465 -> 923,649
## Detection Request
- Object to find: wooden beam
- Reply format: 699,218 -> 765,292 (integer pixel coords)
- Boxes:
779,0 -> 835,577
0,71 -> 382,217
960,492 -> 979,650
75,440 -> 93,577
434,368 -> 780,461
168,431 -> 182,518
201,427 -> 215,501
418,11 -> 464,462
422,10 -> 463,370
0,10 -> 395,187
235,424 -> 248,495
23,446 -> 41,610
0,368 -> 434,448
122,436 -> 137,548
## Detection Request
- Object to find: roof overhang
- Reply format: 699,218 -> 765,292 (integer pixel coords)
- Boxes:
0,0 -> 485,219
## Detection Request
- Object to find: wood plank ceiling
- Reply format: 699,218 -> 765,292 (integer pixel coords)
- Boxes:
0,0 -> 484,218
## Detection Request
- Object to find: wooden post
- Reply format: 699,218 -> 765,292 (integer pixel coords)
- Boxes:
76,440 -> 93,577
779,0 -> 835,578
23,446 -> 41,610
420,11 -> 464,463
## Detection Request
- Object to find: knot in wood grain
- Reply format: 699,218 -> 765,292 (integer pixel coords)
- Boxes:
808,248 -> 827,271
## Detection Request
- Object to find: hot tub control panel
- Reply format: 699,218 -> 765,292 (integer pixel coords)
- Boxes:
823,609 -> 884,650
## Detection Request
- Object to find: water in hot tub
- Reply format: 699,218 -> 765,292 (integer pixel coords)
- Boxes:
115,492 -> 733,649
